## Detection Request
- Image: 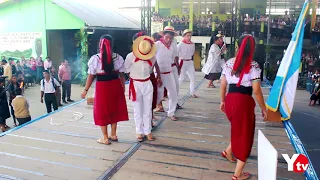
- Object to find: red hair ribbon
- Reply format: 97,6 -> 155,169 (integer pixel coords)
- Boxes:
182,39 -> 193,44
160,37 -> 171,49
99,39 -> 112,70
232,36 -> 255,87
137,31 -> 146,37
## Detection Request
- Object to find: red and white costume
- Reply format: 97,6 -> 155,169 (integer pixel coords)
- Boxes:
178,39 -> 196,95
87,53 -> 129,126
171,38 -> 180,96
125,52 -> 156,135
155,40 -> 178,117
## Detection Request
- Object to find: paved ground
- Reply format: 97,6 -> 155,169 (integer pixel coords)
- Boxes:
0,73 -> 305,180
290,90 -> 320,177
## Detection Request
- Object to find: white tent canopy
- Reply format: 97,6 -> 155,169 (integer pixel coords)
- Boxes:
52,0 -> 141,29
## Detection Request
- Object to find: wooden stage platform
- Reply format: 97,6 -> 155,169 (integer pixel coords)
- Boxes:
0,73 -> 303,180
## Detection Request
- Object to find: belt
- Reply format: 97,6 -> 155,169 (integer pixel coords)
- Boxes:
228,84 -> 253,95
96,73 -> 119,81
179,59 -> 192,68
161,71 -> 171,74
129,77 -> 151,101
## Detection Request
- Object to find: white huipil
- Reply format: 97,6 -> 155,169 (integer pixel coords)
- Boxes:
177,41 -> 196,95
155,41 -> 178,117
171,38 -> 180,96
125,52 -> 156,135
201,44 -> 223,75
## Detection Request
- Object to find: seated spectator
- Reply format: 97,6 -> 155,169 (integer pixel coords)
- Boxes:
12,88 -> 31,125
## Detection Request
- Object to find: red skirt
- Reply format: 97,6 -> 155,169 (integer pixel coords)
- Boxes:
94,79 -> 129,126
225,93 -> 256,162
150,73 -> 158,110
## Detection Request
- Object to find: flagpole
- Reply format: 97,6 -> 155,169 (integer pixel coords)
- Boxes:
264,0 -> 272,81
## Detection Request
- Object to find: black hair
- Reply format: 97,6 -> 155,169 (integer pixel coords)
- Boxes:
43,70 -> 50,74
132,31 -> 147,42
163,31 -> 174,37
15,88 -> 22,95
2,59 -> 7,64
233,35 -> 256,76
99,34 -> 114,73
8,57 -> 14,61
0,78 -> 5,83
209,35 -> 220,47
152,32 -> 162,41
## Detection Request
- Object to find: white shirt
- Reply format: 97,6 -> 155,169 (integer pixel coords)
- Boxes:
155,41 -> 177,73
124,52 -> 156,79
177,42 -> 195,60
44,60 -> 52,70
87,53 -> 125,75
40,78 -> 60,93
222,58 -> 261,87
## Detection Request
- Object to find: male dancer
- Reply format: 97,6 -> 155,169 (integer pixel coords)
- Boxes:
178,29 -> 198,98
157,26 -> 179,121
125,33 -> 162,142
171,37 -> 182,109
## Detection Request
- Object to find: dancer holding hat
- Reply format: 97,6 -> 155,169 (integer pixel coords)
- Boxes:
125,32 -> 162,142
156,26 -> 179,121
81,35 -> 129,145
178,29 -> 198,98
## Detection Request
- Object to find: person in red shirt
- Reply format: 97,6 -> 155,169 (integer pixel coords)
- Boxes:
58,60 -> 74,104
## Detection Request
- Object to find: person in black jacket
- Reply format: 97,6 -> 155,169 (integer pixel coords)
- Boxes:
8,75 -> 21,126
0,77 -> 11,132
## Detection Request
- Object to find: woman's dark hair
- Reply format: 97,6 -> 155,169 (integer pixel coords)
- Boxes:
152,32 -> 162,41
15,88 -> 22,96
209,35 -> 220,47
163,31 -> 174,37
232,35 -> 255,77
99,34 -> 114,73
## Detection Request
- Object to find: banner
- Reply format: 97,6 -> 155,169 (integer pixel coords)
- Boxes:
0,32 -> 42,59
266,0 -> 310,121
151,22 -> 163,35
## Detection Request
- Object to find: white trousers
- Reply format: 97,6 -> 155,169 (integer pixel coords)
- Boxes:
172,66 -> 180,96
157,73 -> 178,117
179,61 -> 196,95
131,80 -> 153,135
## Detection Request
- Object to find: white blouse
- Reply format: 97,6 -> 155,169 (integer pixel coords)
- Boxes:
87,53 -> 125,75
221,58 -> 261,87
177,42 -> 195,60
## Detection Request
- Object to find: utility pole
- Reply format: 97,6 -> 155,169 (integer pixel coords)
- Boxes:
264,0 -> 272,81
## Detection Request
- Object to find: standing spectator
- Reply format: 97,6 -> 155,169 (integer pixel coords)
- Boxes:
51,67 -> 62,107
58,61 -> 65,73
12,88 -> 31,126
44,57 -> 53,71
59,60 -> 74,104
41,70 -> 60,113
9,58 -> 17,75
0,77 -> 10,132
8,75 -> 21,126
36,57 -> 44,84
17,73 -> 25,94
2,59 -> 12,81
30,57 -> 37,82
309,77 -> 320,106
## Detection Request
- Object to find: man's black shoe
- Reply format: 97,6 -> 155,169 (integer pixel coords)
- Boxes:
67,99 -> 74,102
63,100 -> 68,104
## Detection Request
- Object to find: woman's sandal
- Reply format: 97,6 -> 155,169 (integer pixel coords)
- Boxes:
109,136 -> 118,142
221,151 -> 237,163
97,138 -> 111,145
146,134 -> 155,141
169,116 -> 178,121
154,107 -> 165,113
137,134 -> 144,142
232,172 -> 251,180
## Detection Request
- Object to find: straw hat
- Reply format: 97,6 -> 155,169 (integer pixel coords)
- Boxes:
132,36 -> 156,60
216,34 -> 224,38
160,26 -> 178,36
182,29 -> 192,36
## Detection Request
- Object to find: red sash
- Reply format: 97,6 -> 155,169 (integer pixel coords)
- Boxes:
129,77 -> 151,101
171,63 -> 176,67
161,72 -> 171,74
179,59 -> 192,68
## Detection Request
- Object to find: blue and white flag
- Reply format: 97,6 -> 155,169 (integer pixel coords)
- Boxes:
266,0 -> 310,120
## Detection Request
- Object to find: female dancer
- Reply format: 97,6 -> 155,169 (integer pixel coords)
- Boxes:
202,35 -> 226,88
81,35 -> 129,145
220,35 -> 267,179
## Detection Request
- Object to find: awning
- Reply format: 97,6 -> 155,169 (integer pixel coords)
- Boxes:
52,0 -> 141,30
